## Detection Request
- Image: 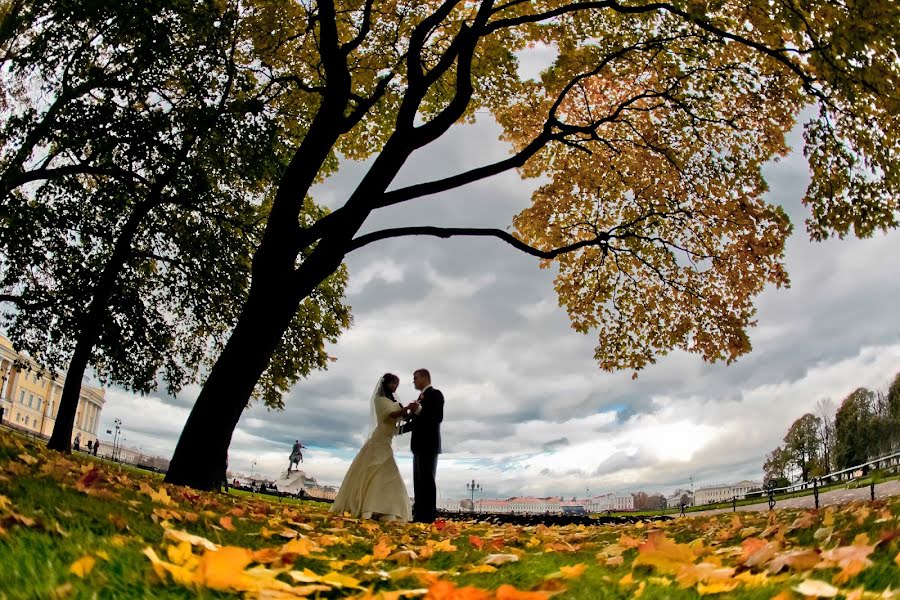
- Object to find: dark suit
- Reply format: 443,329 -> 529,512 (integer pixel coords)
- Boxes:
409,386 -> 443,522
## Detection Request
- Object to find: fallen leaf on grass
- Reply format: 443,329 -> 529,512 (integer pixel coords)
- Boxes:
219,516 -> 235,531
633,532 -> 696,574
768,549 -> 820,574
388,550 -> 419,564
817,544 -> 874,584
18,453 -> 38,465
465,565 -> 497,574
675,562 -> 735,588
484,553 -> 519,566
164,528 -> 219,551
494,584 -> 553,599
425,580 -> 491,600
557,564 -> 587,580
74,468 -> 101,493
792,579 -> 839,597
69,555 -> 95,578
468,535 -> 484,550
374,536 -> 395,559
140,483 -> 174,506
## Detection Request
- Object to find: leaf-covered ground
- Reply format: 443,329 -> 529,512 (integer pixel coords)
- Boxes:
1,429 -> 898,600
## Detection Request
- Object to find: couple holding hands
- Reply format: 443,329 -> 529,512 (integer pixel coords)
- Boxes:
330,369 -> 444,523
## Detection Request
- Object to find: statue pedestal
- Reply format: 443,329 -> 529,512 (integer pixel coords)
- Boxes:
273,469 -> 308,495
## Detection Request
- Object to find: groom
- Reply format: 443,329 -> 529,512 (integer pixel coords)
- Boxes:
407,368 -> 444,523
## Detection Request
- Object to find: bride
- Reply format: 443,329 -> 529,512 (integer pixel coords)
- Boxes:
330,373 -> 412,522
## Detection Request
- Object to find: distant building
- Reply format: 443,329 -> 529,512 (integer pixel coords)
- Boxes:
666,490 -> 694,508
695,480 -> 762,504
476,496 -> 562,514
438,498 -> 463,511
584,493 -> 634,512
0,335 -> 105,447
470,493 -> 634,514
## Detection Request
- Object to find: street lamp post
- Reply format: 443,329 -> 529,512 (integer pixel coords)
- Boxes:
250,459 -> 258,481
112,418 -> 122,461
467,479 -> 481,512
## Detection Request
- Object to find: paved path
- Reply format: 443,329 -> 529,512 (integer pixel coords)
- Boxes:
688,480 -> 900,517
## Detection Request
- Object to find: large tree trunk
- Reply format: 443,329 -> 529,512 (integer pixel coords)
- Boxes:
163,248 -> 344,489
47,203 -> 151,452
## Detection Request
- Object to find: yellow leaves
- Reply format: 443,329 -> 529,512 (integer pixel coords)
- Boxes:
557,563 -> 587,579
618,533 -> 643,549
633,532 -> 696,574
164,528 -> 219,551
288,568 -> 362,589
427,538 -> 458,553
388,550 -> 420,564
466,565 -> 497,574
140,483 -> 174,506
280,536 -> 323,558
17,453 -> 38,465
823,506 -> 835,527
69,555 -> 95,578
196,546 -> 254,589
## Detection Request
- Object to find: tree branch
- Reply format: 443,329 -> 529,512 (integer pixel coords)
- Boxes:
340,0 -> 375,56
347,225 -> 609,259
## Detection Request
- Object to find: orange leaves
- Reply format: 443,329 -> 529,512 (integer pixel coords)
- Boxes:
818,543 -> 875,584
218,516 -> 236,531
766,549 -> 821,574
468,535 -> 484,550
374,536 -> 395,559
632,532 -> 696,574
424,581 -> 551,600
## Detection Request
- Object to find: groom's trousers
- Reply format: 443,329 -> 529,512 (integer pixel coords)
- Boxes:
412,453 -> 438,522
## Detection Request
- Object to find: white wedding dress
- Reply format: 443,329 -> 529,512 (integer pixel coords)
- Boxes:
330,394 -> 412,522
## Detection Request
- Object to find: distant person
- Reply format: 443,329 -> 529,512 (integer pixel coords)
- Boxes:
73,433 -> 81,452
93,441 -> 98,456
0,405 -> 5,423
288,440 -> 307,472
86,440 -> 93,454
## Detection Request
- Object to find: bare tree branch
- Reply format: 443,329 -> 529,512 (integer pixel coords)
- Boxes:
347,225 -> 610,259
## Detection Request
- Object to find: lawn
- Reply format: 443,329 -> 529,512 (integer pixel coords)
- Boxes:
1,428 -> 898,599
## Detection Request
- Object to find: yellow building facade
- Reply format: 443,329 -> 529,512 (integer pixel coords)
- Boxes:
0,335 -> 105,446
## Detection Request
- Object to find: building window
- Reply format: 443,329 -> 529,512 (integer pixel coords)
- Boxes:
36,397 -> 42,411
28,393 -> 34,407
24,415 -> 29,425
19,390 -> 25,404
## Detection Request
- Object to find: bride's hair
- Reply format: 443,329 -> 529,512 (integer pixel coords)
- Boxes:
381,373 -> 399,400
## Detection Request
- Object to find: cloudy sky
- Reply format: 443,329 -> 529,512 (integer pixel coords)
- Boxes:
94,50 -> 900,502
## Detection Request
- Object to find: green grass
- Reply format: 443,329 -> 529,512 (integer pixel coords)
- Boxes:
1,427 -> 898,599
